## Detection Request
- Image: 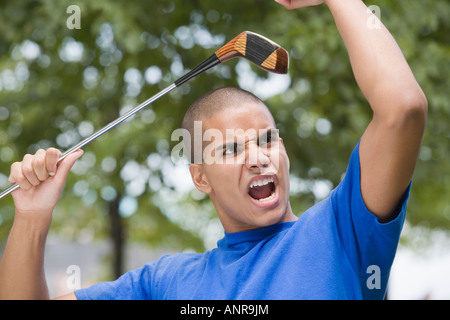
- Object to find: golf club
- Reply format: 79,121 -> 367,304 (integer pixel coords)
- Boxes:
0,31 -> 289,199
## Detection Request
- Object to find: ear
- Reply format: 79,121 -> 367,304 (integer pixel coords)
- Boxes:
189,164 -> 212,194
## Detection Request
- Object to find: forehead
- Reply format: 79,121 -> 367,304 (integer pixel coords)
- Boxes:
202,101 -> 275,133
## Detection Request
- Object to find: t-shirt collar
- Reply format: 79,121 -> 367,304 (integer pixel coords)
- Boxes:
218,221 -> 296,248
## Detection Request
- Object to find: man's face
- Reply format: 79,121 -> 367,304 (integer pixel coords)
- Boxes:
190,101 -> 296,233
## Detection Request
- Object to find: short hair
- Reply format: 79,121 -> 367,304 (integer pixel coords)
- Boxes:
182,87 -> 273,163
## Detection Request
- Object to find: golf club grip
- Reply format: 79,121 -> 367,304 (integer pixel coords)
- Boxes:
174,54 -> 220,87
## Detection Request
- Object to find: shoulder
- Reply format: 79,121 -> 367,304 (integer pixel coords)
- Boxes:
151,251 -> 210,283
154,252 -> 206,270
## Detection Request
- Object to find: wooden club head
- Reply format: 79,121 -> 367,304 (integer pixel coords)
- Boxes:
215,31 -> 289,74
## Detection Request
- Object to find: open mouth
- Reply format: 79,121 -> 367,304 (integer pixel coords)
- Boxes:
248,175 -> 279,207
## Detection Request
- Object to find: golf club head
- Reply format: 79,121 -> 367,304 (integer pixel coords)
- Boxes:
215,31 -> 289,74
174,31 -> 289,87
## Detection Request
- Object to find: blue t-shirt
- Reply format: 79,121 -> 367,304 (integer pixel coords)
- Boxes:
75,142 -> 410,300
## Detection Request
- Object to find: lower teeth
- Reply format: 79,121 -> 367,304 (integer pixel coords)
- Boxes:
258,192 -> 275,201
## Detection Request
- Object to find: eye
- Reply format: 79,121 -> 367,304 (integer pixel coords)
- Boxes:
223,143 -> 243,156
259,129 -> 279,147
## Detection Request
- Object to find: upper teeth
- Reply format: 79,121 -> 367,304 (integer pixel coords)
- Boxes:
249,177 -> 274,189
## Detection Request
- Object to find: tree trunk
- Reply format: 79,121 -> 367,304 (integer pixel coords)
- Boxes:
108,194 -> 125,279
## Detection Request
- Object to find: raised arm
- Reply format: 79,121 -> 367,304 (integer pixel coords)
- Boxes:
0,148 -> 83,299
276,0 -> 427,221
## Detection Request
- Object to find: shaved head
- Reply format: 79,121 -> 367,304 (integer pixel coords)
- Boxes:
181,87 -> 293,233
182,87 -> 275,163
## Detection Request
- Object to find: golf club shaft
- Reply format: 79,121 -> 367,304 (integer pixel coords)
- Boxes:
0,53 -> 223,200
0,83 -> 177,199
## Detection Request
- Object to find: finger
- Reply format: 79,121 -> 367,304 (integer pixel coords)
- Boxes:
22,154 -> 41,187
9,161 -> 33,190
45,148 -> 61,177
32,149 -> 49,181
8,162 -> 19,185
53,149 -> 84,186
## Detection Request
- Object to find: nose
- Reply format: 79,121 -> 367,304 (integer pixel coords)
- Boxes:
246,143 -> 270,170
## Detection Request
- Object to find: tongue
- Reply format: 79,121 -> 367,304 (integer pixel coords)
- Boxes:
249,183 -> 273,200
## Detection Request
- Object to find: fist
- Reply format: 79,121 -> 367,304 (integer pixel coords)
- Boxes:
8,148 -> 83,215
9,148 -> 61,191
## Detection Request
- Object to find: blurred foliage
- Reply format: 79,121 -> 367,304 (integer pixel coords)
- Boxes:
0,0 -> 449,278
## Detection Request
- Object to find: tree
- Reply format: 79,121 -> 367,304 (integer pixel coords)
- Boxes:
0,0 -> 449,280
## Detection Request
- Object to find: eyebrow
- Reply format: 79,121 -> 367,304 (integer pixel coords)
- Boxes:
214,128 -> 278,152
215,141 -> 242,152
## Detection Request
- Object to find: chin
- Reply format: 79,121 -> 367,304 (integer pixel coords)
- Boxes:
253,201 -> 292,228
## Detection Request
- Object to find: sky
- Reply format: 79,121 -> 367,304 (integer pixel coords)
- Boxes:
389,226 -> 450,300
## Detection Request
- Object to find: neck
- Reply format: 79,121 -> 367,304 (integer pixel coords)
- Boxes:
217,200 -> 297,234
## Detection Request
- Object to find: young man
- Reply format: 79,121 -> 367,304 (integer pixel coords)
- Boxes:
0,0 -> 426,299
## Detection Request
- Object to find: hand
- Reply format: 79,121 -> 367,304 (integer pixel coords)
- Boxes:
8,148 -> 83,217
274,0 -> 324,9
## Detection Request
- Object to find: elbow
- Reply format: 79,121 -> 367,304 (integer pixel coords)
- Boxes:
382,89 -> 428,129
406,87 -> 428,115
404,90 -> 428,125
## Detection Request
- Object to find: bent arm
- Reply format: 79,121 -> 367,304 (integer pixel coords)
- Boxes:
276,0 -> 427,220
0,149 -> 83,299
325,0 -> 427,221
